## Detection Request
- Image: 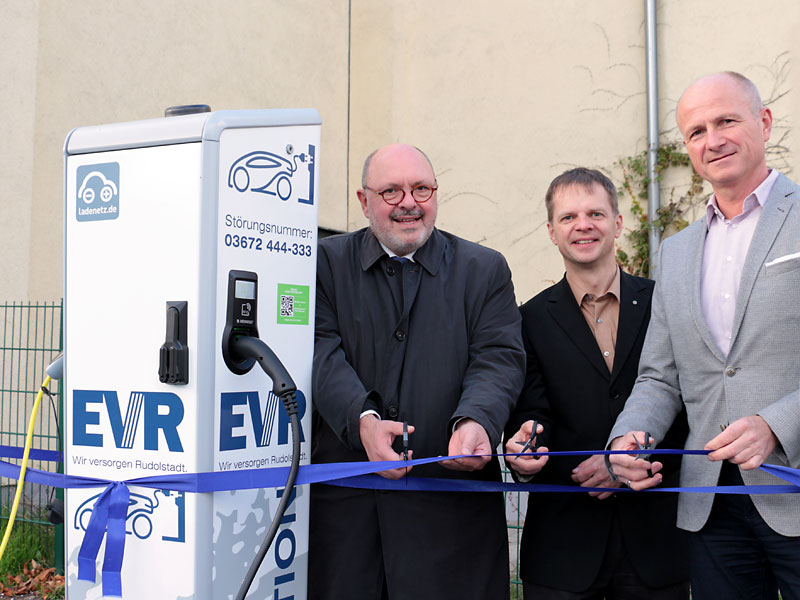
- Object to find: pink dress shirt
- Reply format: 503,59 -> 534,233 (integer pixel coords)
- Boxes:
700,169 -> 779,356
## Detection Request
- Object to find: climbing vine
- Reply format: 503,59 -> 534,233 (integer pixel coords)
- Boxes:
615,142 -> 705,278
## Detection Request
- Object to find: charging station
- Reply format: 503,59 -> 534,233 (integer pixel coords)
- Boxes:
63,108 -> 320,599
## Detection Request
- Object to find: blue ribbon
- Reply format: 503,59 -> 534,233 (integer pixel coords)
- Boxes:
102,482 -> 130,597
761,463 -> 800,487
326,474 -> 800,495
6,446 -> 800,598
77,481 -> 130,597
77,484 -> 111,583
2,449 -> 798,494
0,444 -> 61,462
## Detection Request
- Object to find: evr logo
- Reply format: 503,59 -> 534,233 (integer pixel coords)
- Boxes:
219,390 -> 306,451
73,390 -> 184,452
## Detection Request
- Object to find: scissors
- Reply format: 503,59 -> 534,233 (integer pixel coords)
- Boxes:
632,432 -> 654,478
515,420 -> 539,454
401,422 -> 410,483
402,422 -> 409,462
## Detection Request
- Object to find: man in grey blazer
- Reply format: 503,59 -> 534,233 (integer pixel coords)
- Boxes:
607,71 -> 800,598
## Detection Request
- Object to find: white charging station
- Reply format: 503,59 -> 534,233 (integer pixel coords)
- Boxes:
63,108 -> 319,599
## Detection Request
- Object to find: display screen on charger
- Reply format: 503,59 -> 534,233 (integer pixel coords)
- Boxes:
235,280 -> 255,300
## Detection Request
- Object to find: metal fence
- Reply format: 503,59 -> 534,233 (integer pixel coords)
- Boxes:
0,301 -> 63,568
505,472 -> 525,598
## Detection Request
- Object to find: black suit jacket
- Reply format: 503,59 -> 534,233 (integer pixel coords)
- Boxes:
505,270 -> 689,592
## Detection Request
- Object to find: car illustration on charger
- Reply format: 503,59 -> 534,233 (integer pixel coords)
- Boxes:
77,171 -> 118,204
74,489 -> 181,541
227,150 -> 313,200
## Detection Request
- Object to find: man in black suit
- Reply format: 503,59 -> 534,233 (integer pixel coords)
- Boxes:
505,168 -> 689,599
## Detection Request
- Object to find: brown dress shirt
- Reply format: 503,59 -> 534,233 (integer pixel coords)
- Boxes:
566,267 -> 621,372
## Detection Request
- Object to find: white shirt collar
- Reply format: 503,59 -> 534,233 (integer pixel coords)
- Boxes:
378,241 -> 416,262
705,169 -> 778,226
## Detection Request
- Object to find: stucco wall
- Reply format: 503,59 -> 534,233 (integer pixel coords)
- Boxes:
2,0 -> 350,299
0,1 -> 40,299
1,0 -> 797,303
348,0 -> 798,301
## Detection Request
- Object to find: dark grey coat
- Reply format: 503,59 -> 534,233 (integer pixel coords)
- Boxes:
309,227 -> 524,600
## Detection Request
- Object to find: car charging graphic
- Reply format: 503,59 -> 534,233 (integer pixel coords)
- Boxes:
76,162 -> 120,222
74,489 -> 186,543
227,144 -> 315,205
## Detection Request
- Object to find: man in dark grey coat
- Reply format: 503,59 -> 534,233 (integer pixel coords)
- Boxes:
309,144 -> 525,600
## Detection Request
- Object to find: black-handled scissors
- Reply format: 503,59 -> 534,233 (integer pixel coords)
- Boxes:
402,422 -> 409,462
402,422 -> 410,483
632,432 -> 654,478
515,420 -> 539,454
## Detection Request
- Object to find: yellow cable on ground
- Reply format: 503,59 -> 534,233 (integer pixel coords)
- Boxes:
0,375 -> 51,564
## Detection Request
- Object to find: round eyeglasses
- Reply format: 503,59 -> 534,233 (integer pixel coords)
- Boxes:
364,184 -> 438,205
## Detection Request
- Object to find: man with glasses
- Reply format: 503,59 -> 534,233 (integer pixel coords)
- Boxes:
310,144 -> 524,599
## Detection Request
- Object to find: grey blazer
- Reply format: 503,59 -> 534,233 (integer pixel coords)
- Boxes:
609,172 -> 800,536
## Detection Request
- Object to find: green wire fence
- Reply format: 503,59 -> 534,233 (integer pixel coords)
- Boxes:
505,469 -> 525,598
0,301 -> 63,571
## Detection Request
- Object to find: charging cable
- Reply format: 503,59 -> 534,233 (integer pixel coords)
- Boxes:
0,352 -> 63,563
229,335 -> 301,600
0,375 -> 51,563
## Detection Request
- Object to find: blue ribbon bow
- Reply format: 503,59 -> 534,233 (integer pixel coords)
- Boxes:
77,481 -> 130,597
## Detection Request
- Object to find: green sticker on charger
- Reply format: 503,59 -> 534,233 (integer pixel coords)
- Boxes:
277,284 -> 309,325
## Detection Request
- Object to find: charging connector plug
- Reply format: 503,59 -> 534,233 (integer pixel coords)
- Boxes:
228,335 -> 296,396
159,301 -> 189,385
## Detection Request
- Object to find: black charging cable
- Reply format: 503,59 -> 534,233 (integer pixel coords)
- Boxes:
229,335 -> 302,600
41,384 -> 65,525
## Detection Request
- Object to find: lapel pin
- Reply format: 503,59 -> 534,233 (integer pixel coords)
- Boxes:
632,300 -> 638,305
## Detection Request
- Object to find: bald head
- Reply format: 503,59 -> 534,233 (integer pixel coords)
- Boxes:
361,144 -> 435,188
677,71 -> 763,131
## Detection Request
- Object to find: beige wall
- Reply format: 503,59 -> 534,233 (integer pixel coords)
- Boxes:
348,0 -> 799,301
2,0 -> 797,303
2,0 -> 351,300
1,1 -> 40,300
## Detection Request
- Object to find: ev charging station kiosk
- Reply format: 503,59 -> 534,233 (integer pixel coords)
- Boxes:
63,108 -> 319,599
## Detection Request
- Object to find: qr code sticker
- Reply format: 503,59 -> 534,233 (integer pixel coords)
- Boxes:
280,294 -> 294,317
